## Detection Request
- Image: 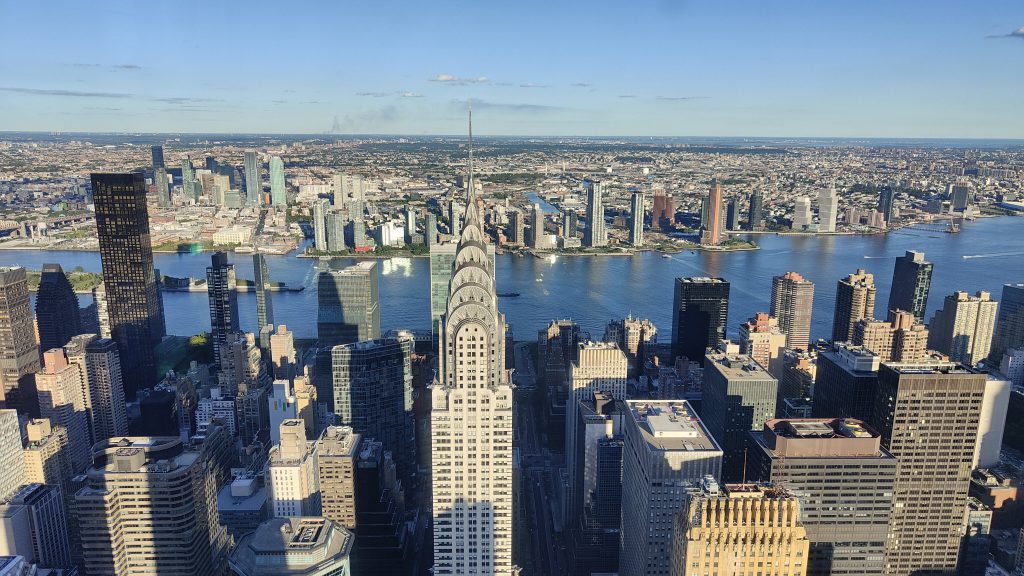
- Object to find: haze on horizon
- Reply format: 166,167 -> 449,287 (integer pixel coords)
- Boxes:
1,0 -> 1022,139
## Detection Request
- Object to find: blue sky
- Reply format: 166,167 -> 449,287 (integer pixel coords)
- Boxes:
1,0 -> 1022,137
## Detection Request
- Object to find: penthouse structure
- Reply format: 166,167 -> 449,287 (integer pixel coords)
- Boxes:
619,400 -> 723,576
229,517 -> 353,576
749,419 -> 896,575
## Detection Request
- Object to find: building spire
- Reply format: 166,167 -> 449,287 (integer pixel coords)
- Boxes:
467,100 -> 475,204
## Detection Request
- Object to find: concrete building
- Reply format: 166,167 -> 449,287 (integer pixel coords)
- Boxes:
269,325 -> 296,381
749,419 -> 896,575
812,343 -> 880,422
269,156 -> 286,206
832,268 -> 877,343
976,373 -> 1011,469
229,517 -> 353,576
738,313 -> 787,375
507,210 -> 525,246
564,343 -> 627,523
529,203 -> 544,249
317,262 -> 380,407
670,479 -> 810,576
852,310 -> 929,363
64,335 -> 128,442
33,349 -> 90,473
583,180 -> 607,247
1000,347 -> 1024,389
603,315 -> 657,376
217,476 -> 270,541
567,393 -> 623,576
619,400 -> 723,576
928,290 -> 999,366
207,252 -> 240,368
313,199 -> 328,251
243,151 -> 260,206
701,352 -> 779,481
629,191 -> 644,247
888,250 -> 933,323
818,184 -> 839,233
0,266 -> 40,404
791,196 -> 814,231
671,277 -> 730,363
0,483 -> 70,570
92,173 -> 166,395
316,426 -> 360,530
990,283 -> 1024,365
771,271 -> 815,351
20,419 -> 71,495
872,361 -> 987,575
252,253 -> 274,338
747,189 -> 764,231
331,333 -> 415,486
268,419 -> 321,518
430,175 -> 514,575
700,179 -> 724,246
75,432 -> 231,576
352,439 -> 413,575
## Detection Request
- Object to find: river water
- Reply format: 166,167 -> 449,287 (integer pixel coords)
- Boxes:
3,216 -> 1023,341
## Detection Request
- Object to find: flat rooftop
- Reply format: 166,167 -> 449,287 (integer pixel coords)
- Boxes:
230,517 -> 353,576
627,400 -> 719,452
678,276 -> 727,284
705,353 -> 774,379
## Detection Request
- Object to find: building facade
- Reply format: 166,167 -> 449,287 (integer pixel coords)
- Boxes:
887,250 -> 933,323
928,290 -> 999,366
832,268 -> 876,343
771,271 -> 815,351
671,277 -> 730,363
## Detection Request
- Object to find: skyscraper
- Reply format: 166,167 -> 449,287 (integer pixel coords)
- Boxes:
269,155 -> 286,206
79,336 -> 129,441
352,439 -> 413,575
313,199 -> 328,251
603,315 -> 657,376
0,483 -> 72,570
253,253 -> 274,337
317,261 -> 380,349
670,479 -> 810,576
701,351 -> 779,481
429,241 -> 496,338
207,252 -> 240,368
0,409 -> 24,502
316,425 -> 360,530
91,173 -> 166,396
738,312 -> 787,375
871,362 -> 987,575
990,283 -> 1024,365
507,210 -> 525,246
75,430 -> 231,576
629,191 -> 644,246
771,271 -> 815,351
701,179 -> 724,245
431,110 -> 514,575
243,150 -> 261,206
853,310 -> 929,363
583,179 -> 607,247
530,203 -> 544,248
150,145 -> 165,169
269,419 -> 321,517
747,189 -> 764,230
819,183 -> 839,233
562,209 -> 578,238
91,282 -> 111,338
619,400 -> 722,576
832,268 -> 877,342
811,342 -> 880,422
951,181 -> 971,212
671,277 -> 730,363
426,213 -> 438,247
927,290 -> 999,366
791,196 -> 813,230
749,418 -> 896,576
331,332 -> 415,486
34,263 -> 82,354
0,266 -> 39,403
34,348 -> 91,473
888,250 -> 933,322
877,186 -> 895,222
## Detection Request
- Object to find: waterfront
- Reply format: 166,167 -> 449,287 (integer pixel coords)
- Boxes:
2,216 -> 1022,340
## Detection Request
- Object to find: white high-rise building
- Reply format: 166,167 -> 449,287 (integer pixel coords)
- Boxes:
1001,348 -> 1024,389
34,349 -> 90,473
791,196 -> 813,231
928,290 -> 999,366
268,419 -> 320,518
0,409 -> 25,502
431,109 -> 515,576
818,184 -> 839,233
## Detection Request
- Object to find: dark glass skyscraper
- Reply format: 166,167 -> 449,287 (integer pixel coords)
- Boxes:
35,263 -> 82,353
990,283 -> 1024,364
150,145 -> 164,169
316,261 -> 380,407
747,189 -> 764,230
331,332 -> 415,487
243,150 -> 260,206
887,250 -> 932,322
253,253 -> 274,335
877,186 -> 895,222
671,277 -> 730,363
91,173 -> 166,397
206,252 -> 239,367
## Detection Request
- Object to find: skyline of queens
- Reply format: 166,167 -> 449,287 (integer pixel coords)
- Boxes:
1,3 -> 1024,575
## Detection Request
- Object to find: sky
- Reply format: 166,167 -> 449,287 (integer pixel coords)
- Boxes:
0,0 -> 1022,138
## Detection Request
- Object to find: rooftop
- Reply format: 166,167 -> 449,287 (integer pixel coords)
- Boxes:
317,426 -> 360,458
705,353 -> 775,379
678,276 -> 727,284
627,400 -> 719,452
230,517 -> 353,576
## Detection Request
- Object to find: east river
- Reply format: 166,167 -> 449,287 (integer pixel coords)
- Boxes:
3,216 -> 1023,341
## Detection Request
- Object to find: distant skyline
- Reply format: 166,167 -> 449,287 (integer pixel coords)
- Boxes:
1,0 -> 1022,138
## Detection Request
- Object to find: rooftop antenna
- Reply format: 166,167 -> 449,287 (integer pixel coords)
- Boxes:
467,100 -> 474,202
